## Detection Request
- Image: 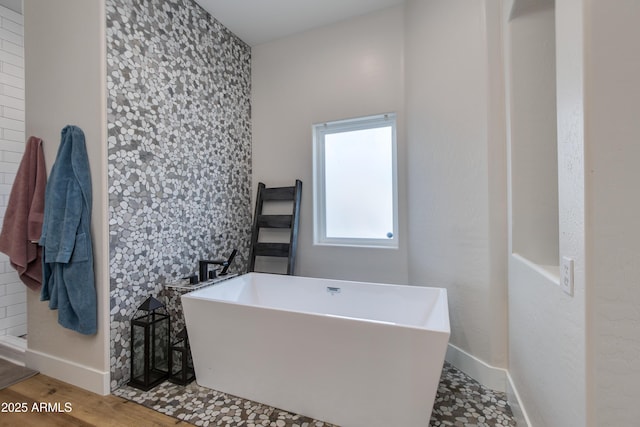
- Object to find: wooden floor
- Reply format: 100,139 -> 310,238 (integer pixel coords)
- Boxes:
0,374 -> 188,426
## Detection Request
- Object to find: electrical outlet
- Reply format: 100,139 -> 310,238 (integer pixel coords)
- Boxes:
561,256 -> 574,296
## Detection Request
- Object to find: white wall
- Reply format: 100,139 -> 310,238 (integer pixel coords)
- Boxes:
507,2 -> 640,425
0,4 -> 25,338
252,6 -> 408,284
585,1 -> 640,424
405,0 -> 508,372
253,0 -> 509,387
253,0 -> 508,385
23,0 -> 110,395
505,0 -> 587,425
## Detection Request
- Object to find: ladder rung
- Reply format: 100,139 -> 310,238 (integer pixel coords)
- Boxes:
257,215 -> 292,228
261,187 -> 295,201
254,243 -> 290,257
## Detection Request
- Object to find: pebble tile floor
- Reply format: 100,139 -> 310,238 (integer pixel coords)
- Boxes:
114,362 -> 516,426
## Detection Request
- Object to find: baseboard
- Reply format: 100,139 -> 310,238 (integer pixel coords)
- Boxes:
506,371 -> 532,427
0,335 -> 27,366
445,344 -> 531,426
445,343 -> 507,392
25,348 -> 110,395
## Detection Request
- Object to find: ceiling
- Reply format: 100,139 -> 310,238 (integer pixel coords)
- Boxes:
194,0 -> 405,46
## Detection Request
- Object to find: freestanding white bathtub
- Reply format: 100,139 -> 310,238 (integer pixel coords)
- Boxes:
181,272 -> 450,427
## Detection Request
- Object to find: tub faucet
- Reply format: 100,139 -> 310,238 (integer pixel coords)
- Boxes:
198,249 -> 237,282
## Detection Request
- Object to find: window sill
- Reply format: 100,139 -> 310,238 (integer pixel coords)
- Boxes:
313,241 -> 399,250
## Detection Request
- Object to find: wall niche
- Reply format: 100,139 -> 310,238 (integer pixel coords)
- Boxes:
508,0 -> 559,273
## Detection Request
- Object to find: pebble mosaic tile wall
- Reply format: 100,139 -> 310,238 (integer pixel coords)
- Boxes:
106,0 -> 252,390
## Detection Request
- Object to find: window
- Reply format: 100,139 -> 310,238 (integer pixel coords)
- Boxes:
313,113 -> 398,248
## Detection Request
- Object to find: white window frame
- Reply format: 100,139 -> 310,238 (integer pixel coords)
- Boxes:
312,113 -> 398,248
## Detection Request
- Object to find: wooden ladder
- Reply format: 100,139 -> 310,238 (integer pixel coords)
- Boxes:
248,180 -> 302,275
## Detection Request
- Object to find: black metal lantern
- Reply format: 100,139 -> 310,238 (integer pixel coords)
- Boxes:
169,327 -> 195,385
128,296 -> 170,390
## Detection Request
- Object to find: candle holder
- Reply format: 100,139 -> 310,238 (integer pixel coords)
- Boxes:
128,296 -> 170,391
169,327 -> 195,385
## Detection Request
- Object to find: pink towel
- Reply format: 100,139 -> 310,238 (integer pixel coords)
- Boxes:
0,137 -> 47,290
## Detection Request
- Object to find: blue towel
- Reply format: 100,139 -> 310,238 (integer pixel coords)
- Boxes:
40,125 -> 97,335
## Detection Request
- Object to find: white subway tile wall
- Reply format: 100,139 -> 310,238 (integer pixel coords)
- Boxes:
0,5 -> 25,338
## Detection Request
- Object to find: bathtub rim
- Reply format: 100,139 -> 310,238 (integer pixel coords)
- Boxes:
181,272 -> 450,334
